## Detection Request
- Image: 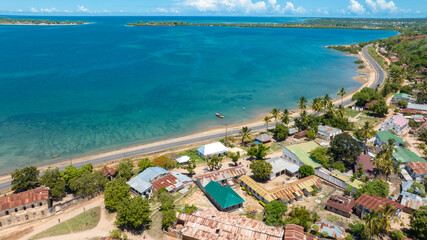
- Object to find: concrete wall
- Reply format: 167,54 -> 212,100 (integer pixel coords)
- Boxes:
0,199 -> 50,229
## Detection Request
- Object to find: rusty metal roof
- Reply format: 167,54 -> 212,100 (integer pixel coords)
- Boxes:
355,194 -> 404,212
399,191 -> 427,210
176,209 -> 284,240
284,224 -> 317,240
239,175 -> 322,203
326,195 -> 356,214
196,166 -> 246,187
407,161 -> 427,175
0,187 -> 49,211
102,166 -> 116,177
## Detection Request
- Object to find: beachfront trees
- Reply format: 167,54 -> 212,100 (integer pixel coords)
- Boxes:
323,94 -> 332,108
239,126 -> 253,144
247,144 -> 270,160
272,123 -> 289,141
185,159 -> 197,175
299,165 -> 315,178
104,178 -> 131,212
60,164 -> 93,190
371,99 -> 389,116
115,195 -> 151,231
338,88 -> 348,105
138,157 -> 155,173
297,96 -> 308,113
40,167 -> 66,200
264,116 -> 272,131
355,179 -> 389,199
329,133 -> 361,169
116,159 -> 134,180
11,166 -> 40,193
69,171 -> 108,197
409,206 -> 427,240
355,122 -> 376,153
228,151 -> 240,166
264,200 -> 287,226
281,109 -> 291,126
250,160 -> 272,181
311,98 -> 323,114
271,108 -> 281,122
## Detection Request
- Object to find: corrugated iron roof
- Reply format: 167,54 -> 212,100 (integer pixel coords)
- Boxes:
176,209 -> 284,240
407,161 -> 427,175
355,194 -> 404,211
196,166 -> 246,187
399,191 -> 427,210
0,187 -> 49,211
312,220 -> 345,240
284,224 -> 305,240
204,181 -> 245,209
326,195 -> 356,214
102,166 -> 116,177
393,147 -> 426,164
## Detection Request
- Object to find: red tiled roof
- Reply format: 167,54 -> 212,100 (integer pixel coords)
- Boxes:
102,166 -> 116,177
0,187 -> 49,211
364,100 -> 377,110
284,224 -> 305,240
355,194 -> 404,212
356,154 -> 374,178
407,161 -> 427,175
326,195 -> 356,214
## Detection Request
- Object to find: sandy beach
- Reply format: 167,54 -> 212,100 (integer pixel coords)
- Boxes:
0,47 -> 380,188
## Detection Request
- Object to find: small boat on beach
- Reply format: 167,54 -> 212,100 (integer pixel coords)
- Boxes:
215,113 -> 224,118
51,154 -> 60,159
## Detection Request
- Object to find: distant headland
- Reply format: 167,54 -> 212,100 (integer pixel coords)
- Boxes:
0,18 -> 87,25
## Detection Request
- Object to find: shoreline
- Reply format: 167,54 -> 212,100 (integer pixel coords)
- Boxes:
0,23 -> 90,26
0,47 -> 377,185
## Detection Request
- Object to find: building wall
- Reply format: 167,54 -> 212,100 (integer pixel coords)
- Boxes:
325,206 -> 351,218
282,148 -> 303,168
0,199 -> 50,229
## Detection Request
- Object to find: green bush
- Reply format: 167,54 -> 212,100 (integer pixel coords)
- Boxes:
259,200 -> 266,207
390,229 -> 404,240
312,187 -> 318,196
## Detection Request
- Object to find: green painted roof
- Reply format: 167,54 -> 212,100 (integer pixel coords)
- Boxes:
376,131 -> 405,145
393,147 -> 427,164
204,181 -> 245,209
331,170 -> 364,189
393,93 -> 412,99
286,141 -> 322,168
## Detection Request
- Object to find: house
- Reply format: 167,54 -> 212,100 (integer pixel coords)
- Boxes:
284,224 -> 318,240
355,154 -> 374,178
407,103 -> 427,114
239,175 -> 322,204
354,194 -> 404,218
375,131 -> 405,147
317,125 -> 342,140
127,167 -> 169,197
331,170 -> 364,191
380,115 -> 409,135
255,134 -> 273,144
400,168 -> 414,181
406,161 -> 427,182
411,115 -> 425,123
282,141 -> 322,169
392,93 -> 415,104
393,147 -> 427,168
173,209 -> 285,240
195,166 -> 246,188
293,130 -> 307,139
312,220 -> 346,240
204,181 -> 245,212
0,188 -> 51,229
197,142 -> 228,158
150,172 -> 192,193
390,55 -> 400,63
401,108 -> 427,115
364,100 -> 377,110
379,48 -> 388,54
398,191 -> 427,213
266,157 -> 299,179
175,156 -> 190,164
289,128 -> 298,135
102,166 -> 116,180
325,195 -> 356,218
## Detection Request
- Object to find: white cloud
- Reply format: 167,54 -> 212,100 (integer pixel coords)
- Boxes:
365,0 -> 397,13
40,8 -> 58,13
348,0 -> 365,14
316,8 -> 329,15
184,0 -> 267,13
16,9 -> 23,12
283,2 -> 306,14
30,7 -> 38,12
77,5 -> 89,13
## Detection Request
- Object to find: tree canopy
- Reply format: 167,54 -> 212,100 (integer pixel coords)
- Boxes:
116,159 -> 134,180
310,147 -> 330,168
355,179 -> 389,199
272,124 -> 289,141
40,167 -> 66,200
410,206 -> 427,240
299,165 -> 315,178
153,156 -> 175,170
250,160 -> 272,181
264,200 -> 287,226
115,195 -> 151,230
69,171 -> 108,197
104,178 -> 131,212
11,166 -> 40,193
247,144 -> 270,160
329,133 -> 361,169
138,158 -> 155,173
286,206 -> 318,231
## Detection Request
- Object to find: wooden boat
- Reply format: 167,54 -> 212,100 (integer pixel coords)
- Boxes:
215,113 -> 224,118
51,154 -> 60,159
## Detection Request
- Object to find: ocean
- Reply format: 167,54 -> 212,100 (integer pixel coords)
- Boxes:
0,16 -> 397,173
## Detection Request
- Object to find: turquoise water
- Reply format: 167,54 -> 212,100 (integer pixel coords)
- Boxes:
0,16 -> 396,173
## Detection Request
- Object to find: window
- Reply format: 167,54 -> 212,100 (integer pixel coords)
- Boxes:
5,211 -> 8,215
14,208 -> 18,212
23,206 -> 26,210
31,204 -> 35,208
39,202 -> 42,206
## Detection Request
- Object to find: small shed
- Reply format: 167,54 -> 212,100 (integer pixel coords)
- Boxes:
255,134 -> 272,143
197,142 -> 228,158
176,156 -> 190,164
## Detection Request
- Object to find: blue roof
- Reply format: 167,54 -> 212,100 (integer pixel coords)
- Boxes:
313,220 -> 345,238
127,167 -> 169,194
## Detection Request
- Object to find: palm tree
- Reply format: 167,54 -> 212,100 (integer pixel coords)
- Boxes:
323,94 -> 332,108
337,88 -> 348,105
336,105 -> 345,119
264,116 -> 272,131
297,96 -> 308,113
358,122 -> 376,153
239,126 -> 252,144
271,108 -> 280,122
382,158 -> 397,182
299,110 -> 308,129
372,152 -> 384,179
325,102 -> 336,117
383,139 -> 397,159
281,109 -> 290,126
363,209 -> 381,236
380,204 -> 399,234
311,98 -> 323,114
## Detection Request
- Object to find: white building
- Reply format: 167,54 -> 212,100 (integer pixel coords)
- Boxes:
317,125 -> 342,140
380,115 -> 409,135
266,157 -> 299,179
197,142 -> 228,158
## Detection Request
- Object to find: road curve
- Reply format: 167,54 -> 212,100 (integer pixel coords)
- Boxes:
0,45 -> 387,192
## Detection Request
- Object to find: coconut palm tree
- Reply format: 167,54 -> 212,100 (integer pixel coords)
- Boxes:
239,126 -> 252,144
297,96 -> 308,113
381,158 -> 397,182
325,102 -> 336,117
311,98 -> 323,114
264,116 -> 272,131
337,88 -> 348,105
281,109 -> 290,126
363,209 -> 381,236
357,122 -> 376,153
323,94 -> 332,108
299,110 -> 308,129
372,152 -> 384,179
383,139 -> 397,159
379,204 -> 399,234
271,108 -> 281,122
336,105 -> 345,119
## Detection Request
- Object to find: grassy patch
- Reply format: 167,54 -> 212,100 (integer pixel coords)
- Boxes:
344,108 -> 360,118
368,46 -> 387,70
326,213 -> 339,223
270,142 -> 282,152
179,149 -> 204,164
30,207 -> 101,240
354,113 -> 380,129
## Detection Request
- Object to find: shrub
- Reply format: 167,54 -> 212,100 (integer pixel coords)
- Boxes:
312,187 -> 318,196
390,229 -> 404,240
307,130 -> 317,139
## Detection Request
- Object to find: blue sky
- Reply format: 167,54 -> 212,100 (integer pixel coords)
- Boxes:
1,0 -> 426,17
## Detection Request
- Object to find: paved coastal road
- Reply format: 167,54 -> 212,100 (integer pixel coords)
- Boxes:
0,45 -> 387,192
